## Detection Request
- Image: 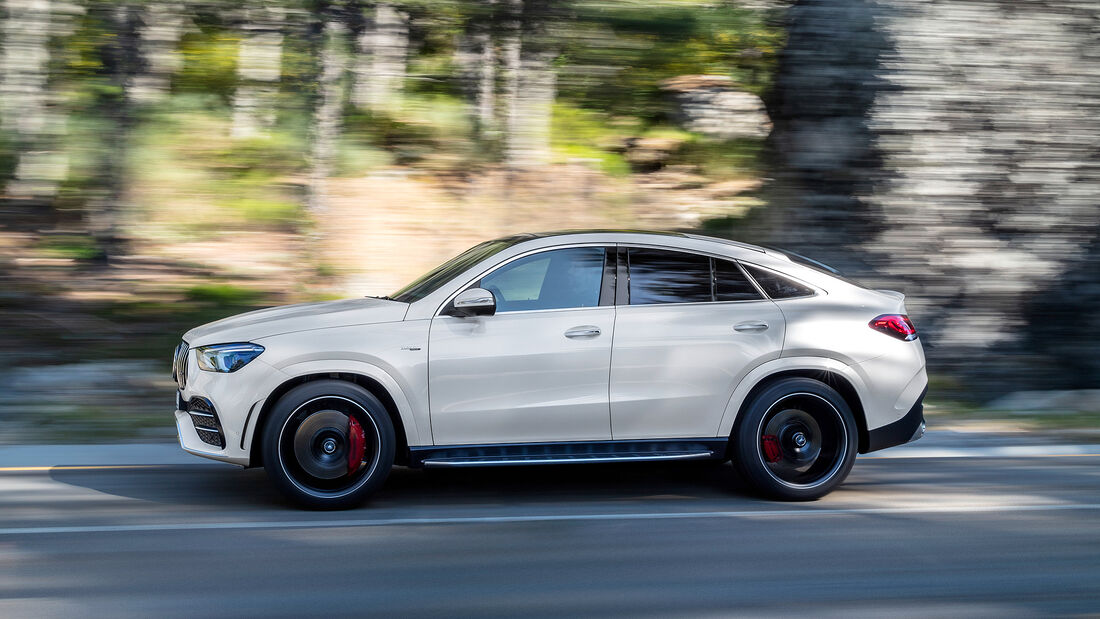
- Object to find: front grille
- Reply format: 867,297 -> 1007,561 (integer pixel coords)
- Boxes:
185,396 -> 225,449
172,341 -> 189,390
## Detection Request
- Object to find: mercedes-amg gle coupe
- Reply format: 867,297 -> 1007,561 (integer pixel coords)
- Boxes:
172,231 -> 926,509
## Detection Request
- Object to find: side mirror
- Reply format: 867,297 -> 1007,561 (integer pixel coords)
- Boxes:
445,287 -> 496,317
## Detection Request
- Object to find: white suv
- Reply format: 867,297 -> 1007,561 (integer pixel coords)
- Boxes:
173,231 -> 927,509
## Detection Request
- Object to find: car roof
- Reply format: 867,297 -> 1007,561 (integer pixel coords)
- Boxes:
504,229 -> 768,254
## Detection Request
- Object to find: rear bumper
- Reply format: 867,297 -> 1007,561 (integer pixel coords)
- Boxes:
865,387 -> 927,453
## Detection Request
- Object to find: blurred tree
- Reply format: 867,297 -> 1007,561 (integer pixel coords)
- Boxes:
131,1 -> 189,103
307,0 -> 358,213
84,1 -> 145,260
351,2 -> 409,112
453,0 -> 500,137
503,0 -> 558,167
1,0 -> 81,200
230,1 -> 287,138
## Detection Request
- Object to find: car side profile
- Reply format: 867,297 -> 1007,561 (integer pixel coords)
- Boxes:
173,231 -> 927,509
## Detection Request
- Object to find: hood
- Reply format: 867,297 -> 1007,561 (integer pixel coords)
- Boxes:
183,297 -> 407,346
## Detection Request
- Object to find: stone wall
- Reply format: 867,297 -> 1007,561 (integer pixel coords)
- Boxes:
766,0 -> 1100,394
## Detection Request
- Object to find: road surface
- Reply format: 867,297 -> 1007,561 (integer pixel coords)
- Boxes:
0,438 -> 1098,617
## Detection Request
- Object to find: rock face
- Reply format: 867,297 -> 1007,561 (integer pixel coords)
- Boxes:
661,75 -> 772,140
766,0 -> 1100,394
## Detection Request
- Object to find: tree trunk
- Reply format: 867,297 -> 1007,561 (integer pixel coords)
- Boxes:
474,28 -> 496,134
308,17 -> 350,214
230,3 -> 285,139
1,0 -> 71,199
500,0 -> 522,159
131,2 -> 189,104
505,52 -> 554,167
455,0 -> 498,136
503,0 -> 555,168
86,2 -> 143,260
351,3 -> 408,113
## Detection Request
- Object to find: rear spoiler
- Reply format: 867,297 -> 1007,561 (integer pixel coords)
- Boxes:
874,289 -> 905,301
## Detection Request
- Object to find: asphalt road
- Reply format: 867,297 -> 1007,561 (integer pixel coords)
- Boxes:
1,443 -> 1098,617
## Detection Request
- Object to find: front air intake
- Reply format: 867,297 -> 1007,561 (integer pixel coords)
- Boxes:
186,397 -> 225,449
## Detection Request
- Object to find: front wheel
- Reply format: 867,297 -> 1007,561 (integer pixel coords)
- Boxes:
732,377 -> 858,501
262,380 -> 395,510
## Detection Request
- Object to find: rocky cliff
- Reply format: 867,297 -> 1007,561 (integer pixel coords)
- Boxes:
766,0 -> 1100,395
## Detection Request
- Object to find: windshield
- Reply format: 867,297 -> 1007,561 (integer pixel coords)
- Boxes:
389,237 -> 527,303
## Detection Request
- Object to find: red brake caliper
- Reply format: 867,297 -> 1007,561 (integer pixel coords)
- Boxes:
762,434 -> 782,463
347,416 -> 366,475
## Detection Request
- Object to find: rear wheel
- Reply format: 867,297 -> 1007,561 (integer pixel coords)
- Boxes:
732,377 -> 857,501
262,380 -> 395,510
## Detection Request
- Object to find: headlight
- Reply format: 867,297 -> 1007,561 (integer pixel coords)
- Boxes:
195,343 -> 265,373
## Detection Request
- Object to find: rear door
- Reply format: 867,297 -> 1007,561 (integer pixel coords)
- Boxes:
609,247 -> 785,439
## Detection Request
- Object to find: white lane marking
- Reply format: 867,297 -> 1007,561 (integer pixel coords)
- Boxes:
2,503 -> 1099,536
861,445 -> 1100,459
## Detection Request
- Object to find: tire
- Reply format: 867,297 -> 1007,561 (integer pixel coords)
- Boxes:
262,380 -> 395,510
732,377 -> 858,501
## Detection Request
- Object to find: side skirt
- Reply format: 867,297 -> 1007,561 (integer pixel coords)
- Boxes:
408,438 -> 729,468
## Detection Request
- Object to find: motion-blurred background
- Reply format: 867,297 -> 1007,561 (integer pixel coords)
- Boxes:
1,0 -> 1097,443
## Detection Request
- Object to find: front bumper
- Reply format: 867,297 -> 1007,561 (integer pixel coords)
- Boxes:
172,350 -> 287,467
175,409 -> 249,466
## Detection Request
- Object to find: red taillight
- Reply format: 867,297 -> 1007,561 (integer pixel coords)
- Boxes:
869,314 -> 917,341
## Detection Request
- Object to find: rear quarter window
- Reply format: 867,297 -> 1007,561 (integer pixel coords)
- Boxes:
743,265 -> 815,299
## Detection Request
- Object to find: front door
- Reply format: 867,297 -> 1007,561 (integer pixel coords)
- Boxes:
429,246 -> 615,445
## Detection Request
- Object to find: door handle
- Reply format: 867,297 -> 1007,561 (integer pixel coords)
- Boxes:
734,321 -> 769,333
564,326 -> 602,338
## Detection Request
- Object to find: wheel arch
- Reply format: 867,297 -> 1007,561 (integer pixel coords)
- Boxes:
720,360 -> 871,455
248,371 -> 415,468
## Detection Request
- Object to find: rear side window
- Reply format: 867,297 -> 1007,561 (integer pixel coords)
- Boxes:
628,248 -> 712,304
715,259 -> 762,302
744,265 -> 815,299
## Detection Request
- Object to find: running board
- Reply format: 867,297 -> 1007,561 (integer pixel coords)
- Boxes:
409,439 -> 728,469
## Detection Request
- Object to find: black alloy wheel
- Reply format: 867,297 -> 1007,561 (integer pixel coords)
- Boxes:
263,380 -> 395,510
733,377 -> 858,501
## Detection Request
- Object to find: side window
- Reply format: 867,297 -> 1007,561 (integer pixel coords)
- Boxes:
479,247 -> 606,312
628,248 -> 712,304
715,259 -> 763,301
744,264 -> 815,299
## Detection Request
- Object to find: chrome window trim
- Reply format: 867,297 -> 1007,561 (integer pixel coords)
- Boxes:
432,239 -> 820,316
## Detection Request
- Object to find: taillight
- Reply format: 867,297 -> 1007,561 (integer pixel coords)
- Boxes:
869,314 -> 917,341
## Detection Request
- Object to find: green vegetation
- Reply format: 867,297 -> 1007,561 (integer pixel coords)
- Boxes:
184,283 -> 267,306
35,234 -> 101,260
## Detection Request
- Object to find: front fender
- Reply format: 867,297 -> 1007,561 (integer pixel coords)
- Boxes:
243,358 -> 427,455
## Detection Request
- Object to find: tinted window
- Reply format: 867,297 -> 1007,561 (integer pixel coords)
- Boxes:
715,260 -> 763,301
744,265 -> 815,299
629,248 -> 712,304
480,247 -> 605,312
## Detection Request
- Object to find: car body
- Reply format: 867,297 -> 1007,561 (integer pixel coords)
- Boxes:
173,230 -> 927,508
